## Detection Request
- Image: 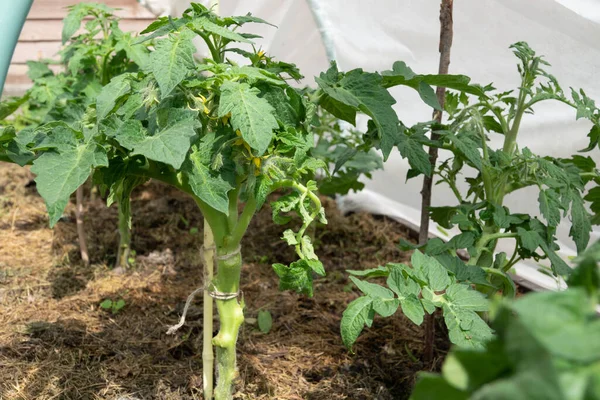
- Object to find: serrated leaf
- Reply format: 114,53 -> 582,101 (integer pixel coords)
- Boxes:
443,306 -> 493,349
301,235 -> 317,260
446,284 -> 489,311
149,29 -> 196,97
26,61 -> 52,81
273,260 -> 314,296
387,266 -> 421,297
306,259 -> 325,276
191,17 -> 253,43
316,65 -> 399,159
569,194 -> 591,254
381,61 -> 484,96
340,296 -> 374,350
396,132 -> 431,176
538,190 -> 561,227
346,266 -> 389,278
132,110 -> 199,169
185,148 -> 233,215
219,81 -> 278,155
96,75 -> 131,120
350,276 -> 395,299
282,229 -> 298,245
373,297 -> 400,318
430,206 -> 458,229
31,141 -> 108,227
448,134 -> 482,170
400,295 -> 425,325
517,227 -> 542,252
411,250 -> 451,291
417,81 -> 442,110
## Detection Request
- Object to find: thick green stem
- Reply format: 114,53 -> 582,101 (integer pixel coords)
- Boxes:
212,248 -> 244,400
116,199 -> 132,268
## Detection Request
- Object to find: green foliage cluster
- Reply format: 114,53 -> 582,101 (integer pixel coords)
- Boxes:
411,242 -> 600,400
341,42 -> 600,351
2,3 -> 600,399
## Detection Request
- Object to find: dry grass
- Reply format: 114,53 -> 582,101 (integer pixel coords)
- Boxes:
0,162 -> 448,400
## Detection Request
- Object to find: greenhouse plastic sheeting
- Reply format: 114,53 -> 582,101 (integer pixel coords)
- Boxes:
148,0 -> 600,291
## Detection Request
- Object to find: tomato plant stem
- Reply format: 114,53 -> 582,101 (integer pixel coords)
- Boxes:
212,248 -> 244,400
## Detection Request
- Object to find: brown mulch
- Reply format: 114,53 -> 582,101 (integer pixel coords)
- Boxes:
0,162 -> 450,400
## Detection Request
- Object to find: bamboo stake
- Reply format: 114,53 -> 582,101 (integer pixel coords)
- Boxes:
203,220 -> 215,399
75,185 -> 90,266
203,3 -> 219,397
419,0 -> 454,365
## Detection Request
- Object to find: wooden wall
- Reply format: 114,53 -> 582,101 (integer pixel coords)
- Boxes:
4,0 -> 155,96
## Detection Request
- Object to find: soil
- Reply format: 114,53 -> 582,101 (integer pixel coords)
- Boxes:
0,162 -> 451,400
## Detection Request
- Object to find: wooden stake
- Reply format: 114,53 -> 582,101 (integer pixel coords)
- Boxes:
75,185 -> 90,266
419,0 -> 454,365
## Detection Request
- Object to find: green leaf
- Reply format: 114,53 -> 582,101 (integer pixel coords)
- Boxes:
185,147 -> 234,215
96,75 -> 131,120
218,81 -> 278,155
191,17 -> 253,43
132,110 -> 199,169
410,373 -> 469,400
517,227 -> 542,252
349,276 -> 394,299
443,306 -> 493,349
417,81 -> 442,111
346,266 -> 389,278
273,260 -> 314,296
257,309 -> 273,333
540,242 -> 573,276
100,299 -> 113,310
387,266 -> 421,297
411,250 -> 451,291
316,64 -> 399,159
306,259 -> 325,276
382,61 -> 484,96
538,190 -> 561,227
372,297 -> 400,318
31,141 -> 108,227
569,194 -> 591,254
26,61 -> 52,81
62,7 -> 84,43
447,134 -> 482,170
400,295 -> 425,325
396,133 -> 431,176
445,284 -> 489,311
430,206 -> 458,229
149,29 -> 197,97
340,296 -> 374,350
281,229 -> 298,245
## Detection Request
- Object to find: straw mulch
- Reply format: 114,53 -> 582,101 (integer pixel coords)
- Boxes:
0,162 -> 449,400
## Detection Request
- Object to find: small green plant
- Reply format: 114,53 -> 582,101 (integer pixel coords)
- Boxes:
100,298 -> 126,314
257,309 -> 273,333
410,241 -> 600,400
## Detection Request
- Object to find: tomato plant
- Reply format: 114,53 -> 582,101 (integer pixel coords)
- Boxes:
0,3 -> 149,267
1,3 -> 460,398
342,43 -> 600,352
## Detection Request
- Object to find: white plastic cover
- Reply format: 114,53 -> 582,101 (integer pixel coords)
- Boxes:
146,0 -> 600,291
